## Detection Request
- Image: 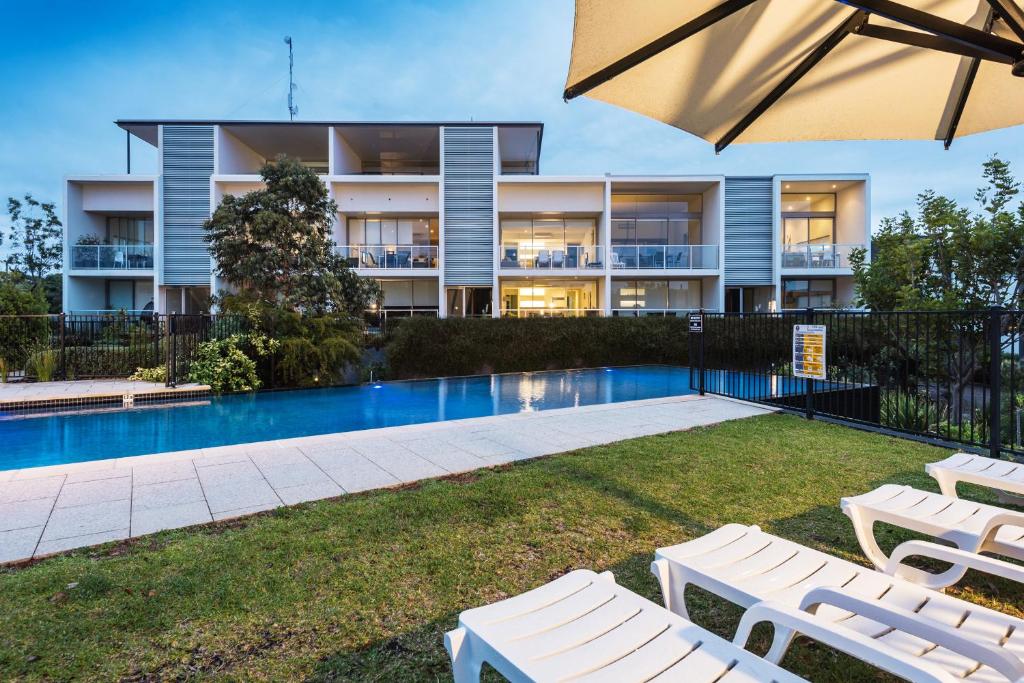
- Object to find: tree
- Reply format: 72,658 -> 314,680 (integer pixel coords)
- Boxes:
850,156 -> 1024,311
204,156 -> 380,315
5,194 -> 63,291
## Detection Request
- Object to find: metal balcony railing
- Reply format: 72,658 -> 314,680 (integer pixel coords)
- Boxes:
338,245 -> 439,269
498,244 -> 604,270
71,245 -> 154,270
609,244 -> 718,270
780,243 -> 862,269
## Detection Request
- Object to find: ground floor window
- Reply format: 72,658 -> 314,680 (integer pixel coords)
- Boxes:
105,279 -> 153,313
782,279 -> 835,310
500,279 -> 599,317
379,279 -> 439,312
725,286 -> 774,313
611,280 -> 700,313
164,287 -> 210,314
445,287 -> 491,317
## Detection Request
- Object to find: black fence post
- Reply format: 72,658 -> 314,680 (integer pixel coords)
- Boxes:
58,313 -> 66,380
805,307 -> 815,420
989,306 -> 1003,458
698,309 -> 705,396
165,314 -> 174,388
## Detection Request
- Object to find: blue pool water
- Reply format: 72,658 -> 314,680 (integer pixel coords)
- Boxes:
0,366 -> 695,470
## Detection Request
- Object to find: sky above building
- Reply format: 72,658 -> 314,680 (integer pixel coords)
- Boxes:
2,0 -> 1022,237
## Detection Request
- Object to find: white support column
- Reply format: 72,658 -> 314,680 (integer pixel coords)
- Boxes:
603,179 -> 612,316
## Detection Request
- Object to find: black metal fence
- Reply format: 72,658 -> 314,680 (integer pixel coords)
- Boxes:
0,313 -> 248,387
690,308 -> 1024,459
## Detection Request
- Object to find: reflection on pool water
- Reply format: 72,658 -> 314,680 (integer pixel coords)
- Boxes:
0,365 -> 695,470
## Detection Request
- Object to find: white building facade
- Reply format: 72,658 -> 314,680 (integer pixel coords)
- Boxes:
63,121 -> 870,317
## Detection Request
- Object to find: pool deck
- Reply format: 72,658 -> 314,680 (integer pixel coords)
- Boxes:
0,394 -> 774,564
0,379 -> 210,410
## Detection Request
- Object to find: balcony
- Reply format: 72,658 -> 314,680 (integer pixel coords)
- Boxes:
501,308 -> 603,318
610,309 -> 698,317
610,244 -> 718,270
71,245 -> 154,270
499,244 -> 604,270
781,243 -> 861,269
338,245 -> 439,270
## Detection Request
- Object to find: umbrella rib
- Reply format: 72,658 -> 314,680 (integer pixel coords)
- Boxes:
941,10 -> 996,149
562,0 -> 759,101
855,23 -> 1013,63
987,0 -> 1024,42
715,10 -> 869,153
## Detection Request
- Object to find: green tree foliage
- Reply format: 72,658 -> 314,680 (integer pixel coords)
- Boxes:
5,194 -> 63,291
204,157 -> 380,315
850,156 -> 1024,311
0,274 -> 49,369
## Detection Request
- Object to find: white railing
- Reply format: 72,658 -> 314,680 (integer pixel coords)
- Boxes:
500,308 -> 604,318
610,309 -> 699,317
498,244 -> 604,270
338,245 -> 439,269
609,244 -> 718,270
780,243 -> 862,269
71,245 -> 154,270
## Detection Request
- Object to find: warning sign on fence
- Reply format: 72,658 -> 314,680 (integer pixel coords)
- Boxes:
793,324 -> 827,380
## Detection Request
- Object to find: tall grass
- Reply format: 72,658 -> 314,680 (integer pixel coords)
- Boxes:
29,347 -> 58,382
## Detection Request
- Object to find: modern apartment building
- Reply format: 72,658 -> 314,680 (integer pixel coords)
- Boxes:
63,120 -> 869,317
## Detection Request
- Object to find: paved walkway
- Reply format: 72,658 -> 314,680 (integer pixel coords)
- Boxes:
0,395 -> 773,563
0,379 -> 208,407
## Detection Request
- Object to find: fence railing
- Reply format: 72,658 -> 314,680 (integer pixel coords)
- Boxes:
337,245 -> 439,269
70,244 -> 155,270
610,244 -> 718,270
780,243 -> 861,269
689,308 -> 1024,459
0,313 -> 249,387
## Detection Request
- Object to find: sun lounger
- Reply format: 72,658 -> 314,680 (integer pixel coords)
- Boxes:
928,452 -> 1024,504
444,568 -> 964,683
842,484 -> 1024,588
653,525 -> 1024,683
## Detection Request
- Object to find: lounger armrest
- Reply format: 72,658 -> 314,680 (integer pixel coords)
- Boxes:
798,587 -> 1024,682
733,600 -> 956,683
886,540 -> 1024,588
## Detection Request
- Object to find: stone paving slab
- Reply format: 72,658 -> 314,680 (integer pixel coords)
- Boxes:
0,395 -> 773,564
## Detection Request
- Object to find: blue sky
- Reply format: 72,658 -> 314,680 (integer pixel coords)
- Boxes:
2,0 -> 1022,235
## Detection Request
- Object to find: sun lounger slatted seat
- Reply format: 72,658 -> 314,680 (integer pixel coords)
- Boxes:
445,568 -> 970,683
653,525 -> 1024,683
928,452 -> 1024,504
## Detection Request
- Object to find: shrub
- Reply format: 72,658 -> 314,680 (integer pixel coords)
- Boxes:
64,345 -> 158,378
384,317 -> 690,379
0,357 -> 8,383
0,278 -> 49,370
187,335 -> 261,393
129,366 -> 167,383
28,346 -> 58,382
879,391 -> 947,433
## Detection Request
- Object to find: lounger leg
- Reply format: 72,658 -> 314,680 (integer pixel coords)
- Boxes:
445,627 -> 482,683
845,508 -> 892,572
650,559 -> 689,620
931,470 -> 959,498
764,626 -> 796,664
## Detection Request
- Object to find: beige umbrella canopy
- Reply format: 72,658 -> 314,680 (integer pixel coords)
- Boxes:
564,0 -> 1024,151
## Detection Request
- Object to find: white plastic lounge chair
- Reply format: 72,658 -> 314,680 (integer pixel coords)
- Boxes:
445,568 -> 960,683
842,484 -> 1024,588
652,524 -> 1024,683
928,452 -> 1024,504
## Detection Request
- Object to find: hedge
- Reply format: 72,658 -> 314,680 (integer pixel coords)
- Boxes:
384,317 -> 690,379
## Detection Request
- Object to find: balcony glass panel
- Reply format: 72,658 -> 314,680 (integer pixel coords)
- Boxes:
71,245 -> 154,270
781,243 -> 859,269
609,244 -> 717,270
342,217 -> 439,268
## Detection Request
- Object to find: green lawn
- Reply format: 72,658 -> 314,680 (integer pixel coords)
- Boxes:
1,413 -> 1021,682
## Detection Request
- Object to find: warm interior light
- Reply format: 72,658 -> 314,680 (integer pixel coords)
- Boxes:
784,184 -> 791,189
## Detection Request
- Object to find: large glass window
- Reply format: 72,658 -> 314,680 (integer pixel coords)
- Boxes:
499,216 -> 598,269
346,217 -> 438,246
380,279 -> 439,310
782,279 -> 835,309
106,217 -> 153,245
782,193 -> 835,247
611,280 -> 701,312
610,194 -> 702,245
500,279 -> 599,316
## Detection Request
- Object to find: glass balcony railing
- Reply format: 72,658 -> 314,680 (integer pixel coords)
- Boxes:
71,245 -> 154,270
500,308 -> 604,318
338,245 -> 439,269
781,243 -> 862,269
498,244 -> 604,269
610,309 -> 699,317
609,244 -> 718,270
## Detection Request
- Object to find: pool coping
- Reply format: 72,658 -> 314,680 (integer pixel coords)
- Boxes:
0,381 -> 211,414
0,395 -> 777,564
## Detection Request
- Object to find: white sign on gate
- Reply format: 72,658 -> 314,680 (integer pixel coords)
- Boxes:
793,324 -> 827,380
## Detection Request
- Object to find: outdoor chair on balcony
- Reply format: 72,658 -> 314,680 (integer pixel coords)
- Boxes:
552,249 -> 564,269
360,250 -> 378,268
841,485 -> 1024,589
653,524 -> 1024,683
396,250 -> 411,268
501,247 -> 518,268
536,249 -> 550,268
444,568 -> 950,683
610,251 -> 625,269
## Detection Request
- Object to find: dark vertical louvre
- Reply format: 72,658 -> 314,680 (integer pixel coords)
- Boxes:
724,176 -> 773,286
442,127 -> 494,286
162,125 -> 214,285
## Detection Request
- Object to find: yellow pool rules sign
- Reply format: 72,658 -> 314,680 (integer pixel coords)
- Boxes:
793,324 -> 827,380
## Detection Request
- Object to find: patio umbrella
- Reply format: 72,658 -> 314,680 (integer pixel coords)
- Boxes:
563,0 -> 1024,151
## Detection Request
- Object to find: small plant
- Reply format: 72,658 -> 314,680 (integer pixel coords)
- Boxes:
880,391 -> 945,433
128,366 -> 167,383
28,346 -> 58,382
187,335 -> 265,393
75,233 -> 102,245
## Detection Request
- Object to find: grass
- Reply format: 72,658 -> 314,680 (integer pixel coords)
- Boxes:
0,413 -> 1021,681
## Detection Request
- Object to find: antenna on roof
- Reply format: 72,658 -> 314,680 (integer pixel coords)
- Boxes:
284,36 -> 298,121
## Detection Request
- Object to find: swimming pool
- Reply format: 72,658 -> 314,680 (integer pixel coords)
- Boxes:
0,366 -> 695,470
